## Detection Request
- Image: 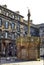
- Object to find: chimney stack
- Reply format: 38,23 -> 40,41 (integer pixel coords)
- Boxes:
15,11 -> 20,14
2,4 -> 7,8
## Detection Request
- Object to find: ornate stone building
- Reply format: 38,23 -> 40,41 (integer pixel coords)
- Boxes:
0,5 -> 24,57
0,5 -> 44,57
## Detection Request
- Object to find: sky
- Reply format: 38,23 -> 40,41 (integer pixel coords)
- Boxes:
0,0 -> 44,24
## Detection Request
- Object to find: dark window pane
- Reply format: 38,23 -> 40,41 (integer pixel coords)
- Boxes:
5,32 -> 8,38
0,19 -> 2,27
4,31 -> 9,38
0,30 -> 2,38
5,22 -> 9,29
11,32 -> 15,39
11,23 -> 15,29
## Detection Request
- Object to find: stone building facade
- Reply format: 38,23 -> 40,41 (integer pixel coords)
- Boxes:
0,5 -> 44,57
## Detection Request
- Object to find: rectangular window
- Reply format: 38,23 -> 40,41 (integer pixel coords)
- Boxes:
12,33 -> 15,39
15,15 -> 17,20
0,9 -> 1,13
0,19 -> 2,27
5,21 -> 9,29
0,30 -> 2,38
20,17 -> 23,22
17,16 -> 20,20
12,15 -> 14,18
0,42 -> 1,51
11,23 -> 15,29
4,31 -> 9,38
6,12 -> 8,16
5,32 -> 8,38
